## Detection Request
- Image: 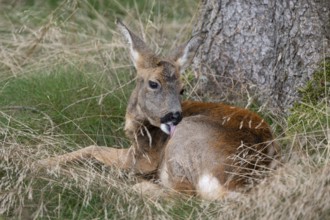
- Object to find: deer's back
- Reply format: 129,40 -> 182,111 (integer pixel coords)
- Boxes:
159,101 -> 277,198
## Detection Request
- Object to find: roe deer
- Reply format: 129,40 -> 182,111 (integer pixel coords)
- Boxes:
39,20 -> 278,200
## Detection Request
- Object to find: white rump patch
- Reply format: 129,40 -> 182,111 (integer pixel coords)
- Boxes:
197,173 -> 225,200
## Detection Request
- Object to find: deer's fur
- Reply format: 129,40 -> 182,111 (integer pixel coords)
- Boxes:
39,20 -> 279,200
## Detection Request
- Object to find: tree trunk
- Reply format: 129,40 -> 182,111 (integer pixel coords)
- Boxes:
192,0 -> 330,112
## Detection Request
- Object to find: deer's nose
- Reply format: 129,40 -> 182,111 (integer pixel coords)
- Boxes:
161,111 -> 182,125
171,112 -> 182,124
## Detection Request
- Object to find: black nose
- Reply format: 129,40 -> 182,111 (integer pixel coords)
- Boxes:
160,111 -> 182,125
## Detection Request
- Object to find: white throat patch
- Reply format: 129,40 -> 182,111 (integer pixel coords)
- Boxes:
160,123 -> 176,137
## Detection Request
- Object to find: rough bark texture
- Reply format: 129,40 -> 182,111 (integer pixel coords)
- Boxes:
192,0 -> 329,112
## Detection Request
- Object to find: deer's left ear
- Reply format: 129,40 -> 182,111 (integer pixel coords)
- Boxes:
116,19 -> 158,69
171,33 -> 205,74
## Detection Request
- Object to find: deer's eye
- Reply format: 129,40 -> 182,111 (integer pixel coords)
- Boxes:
148,80 -> 159,89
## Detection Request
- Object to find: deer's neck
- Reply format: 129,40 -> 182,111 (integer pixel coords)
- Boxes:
125,108 -> 169,151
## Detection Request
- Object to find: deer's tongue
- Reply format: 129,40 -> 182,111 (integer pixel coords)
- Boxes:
169,124 -> 176,137
160,123 -> 177,137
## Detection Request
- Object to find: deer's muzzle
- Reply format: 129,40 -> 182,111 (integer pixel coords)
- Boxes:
160,112 -> 182,126
160,112 -> 182,137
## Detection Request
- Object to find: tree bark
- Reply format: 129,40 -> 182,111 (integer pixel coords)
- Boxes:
192,0 -> 330,112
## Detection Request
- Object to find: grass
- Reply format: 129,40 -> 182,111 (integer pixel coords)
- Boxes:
0,67 -> 131,147
1,0 -> 329,219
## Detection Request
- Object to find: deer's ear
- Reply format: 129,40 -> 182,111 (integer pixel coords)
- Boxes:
116,19 -> 156,69
171,33 -> 205,74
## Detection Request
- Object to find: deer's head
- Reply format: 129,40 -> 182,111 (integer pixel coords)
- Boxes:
117,20 -> 204,136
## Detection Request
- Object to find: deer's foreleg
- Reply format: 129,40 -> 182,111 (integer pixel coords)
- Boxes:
38,145 -> 133,169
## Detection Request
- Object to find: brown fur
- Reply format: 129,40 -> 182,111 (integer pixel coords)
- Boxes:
38,20 -> 279,200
